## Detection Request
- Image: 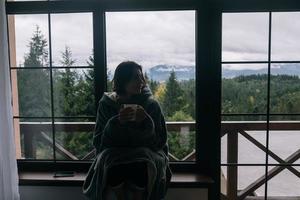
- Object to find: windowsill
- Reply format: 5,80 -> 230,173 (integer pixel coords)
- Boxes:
18,171 -> 214,188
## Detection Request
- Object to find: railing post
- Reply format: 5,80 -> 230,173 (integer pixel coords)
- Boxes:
23,130 -> 36,159
227,131 -> 238,200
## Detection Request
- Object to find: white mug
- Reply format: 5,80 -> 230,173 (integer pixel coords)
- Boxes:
121,104 -> 138,121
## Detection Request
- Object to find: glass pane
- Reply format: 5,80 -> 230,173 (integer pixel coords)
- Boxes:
8,14 -> 49,68
238,166 -> 266,197
51,13 -> 93,66
221,166 -> 266,198
270,63 -> 300,115
221,116 -> 267,164
267,168 -> 300,196
269,131 -> 300,165
272,12 -> 300,61
53,68 -> 96,117
15,118 -> 53,160
11,69 -> 51,117
106,11 -> 196,161
167,128 -> 195,162
54,118 -> 95,160
222,64 -> 268,115
222,13 -> 269,62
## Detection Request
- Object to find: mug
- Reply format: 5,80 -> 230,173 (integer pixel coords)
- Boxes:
121,104 -> 138,121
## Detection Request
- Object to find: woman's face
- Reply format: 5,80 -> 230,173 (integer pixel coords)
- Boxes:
125,68 -> 144,95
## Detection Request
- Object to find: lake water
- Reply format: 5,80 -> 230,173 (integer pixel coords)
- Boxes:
221,131 -> 300,196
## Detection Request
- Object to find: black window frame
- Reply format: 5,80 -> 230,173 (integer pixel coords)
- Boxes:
6,0 -> 221,181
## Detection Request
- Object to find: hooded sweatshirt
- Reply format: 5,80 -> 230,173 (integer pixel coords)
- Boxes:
82,84 -> 172,200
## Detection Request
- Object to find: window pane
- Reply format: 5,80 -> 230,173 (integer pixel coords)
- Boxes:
270,63 -> 300,115
8,14 -> 49,68
54,118 -> 95,160
106,11 -> 196,161
272,12 -> 300,61
221,166 -> 266,198
221,116 -> 267,164
269,130 -> 300,165
11,69 -> 51,117
53,68 -> 96,117
267,168 -> 300,196
222,13 -> 269,62
51,13 -> 93,66
15,118 -> 53,160
222,64 -> 268,115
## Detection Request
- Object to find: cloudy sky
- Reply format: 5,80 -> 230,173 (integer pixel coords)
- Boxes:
11,11 -> 300,73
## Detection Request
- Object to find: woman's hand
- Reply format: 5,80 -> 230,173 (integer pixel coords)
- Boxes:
118,105 -> 147,124
119,107 -> 136,124
135,105 -> 147,123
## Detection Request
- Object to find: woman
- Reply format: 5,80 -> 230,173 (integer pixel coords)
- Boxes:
83,61 -> 172,200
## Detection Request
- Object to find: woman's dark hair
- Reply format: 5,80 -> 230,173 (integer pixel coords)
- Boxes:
112,61 -> 147,95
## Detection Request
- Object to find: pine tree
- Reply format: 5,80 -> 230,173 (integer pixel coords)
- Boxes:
162,70 -> 186,118
145,71 -> 159,94
24,25 -> 48,68
18,25 -> 50,119
54,46 -> 79,117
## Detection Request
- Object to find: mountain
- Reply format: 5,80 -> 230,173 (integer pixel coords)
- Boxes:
108,64 -> 300,82
222,64 -> 300,78
146,64 -> 300,82
147,65 -> 195,82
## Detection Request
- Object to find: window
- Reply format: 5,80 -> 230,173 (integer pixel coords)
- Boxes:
8,9 -> 197,162
105,10 -> 196,162
221,12 -> 300,199
8,12 -> 95,160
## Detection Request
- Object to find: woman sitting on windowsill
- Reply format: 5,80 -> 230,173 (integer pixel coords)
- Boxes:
83,61 -> 172,200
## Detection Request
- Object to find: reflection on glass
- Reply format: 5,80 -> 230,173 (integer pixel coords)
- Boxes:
53,68 -> 96,117
106,10 -> 196,161
222,64 -> 268,116
272,12 -> 300,61
11,69 -> 51,117
8,14 -> 49,68
222,13 -> 269,61
51,13 -> 93,66
54,119 -> 94,160
15,118 -> 53,160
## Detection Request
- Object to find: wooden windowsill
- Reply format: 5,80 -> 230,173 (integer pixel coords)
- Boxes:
19,171 -> 214,188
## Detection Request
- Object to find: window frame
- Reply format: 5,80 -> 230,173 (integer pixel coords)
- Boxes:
9,0 -> 300,199
6,0 -> 220,173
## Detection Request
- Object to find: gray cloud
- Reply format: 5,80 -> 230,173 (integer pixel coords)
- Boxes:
11,11 -> 300,71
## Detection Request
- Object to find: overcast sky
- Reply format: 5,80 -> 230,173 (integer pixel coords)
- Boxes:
12,11 -> 300,72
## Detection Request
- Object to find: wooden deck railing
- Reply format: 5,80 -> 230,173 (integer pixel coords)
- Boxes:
221,121 -> 300,200
19,121 -> 300,199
